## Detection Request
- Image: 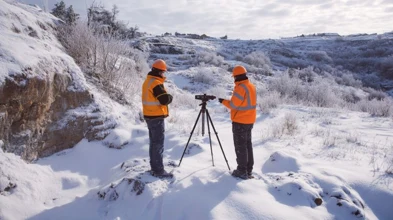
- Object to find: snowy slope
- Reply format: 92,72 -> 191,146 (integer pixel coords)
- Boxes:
0,0 -> 86,90
1,1 -> 393,220
2,69 -> 393,219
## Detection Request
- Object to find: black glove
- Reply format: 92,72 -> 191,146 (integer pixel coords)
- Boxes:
218,98 -> 224,103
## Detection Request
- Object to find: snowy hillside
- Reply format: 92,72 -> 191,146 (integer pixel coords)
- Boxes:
1,1 -> 393,220
2,88 -> 393,219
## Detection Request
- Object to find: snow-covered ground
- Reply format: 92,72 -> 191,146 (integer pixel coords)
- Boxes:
1,1 -> 393,220
1,68 -> 393,219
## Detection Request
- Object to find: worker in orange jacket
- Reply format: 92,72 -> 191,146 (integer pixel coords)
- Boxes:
218,65 -> 257,179
142,59 -> 173,178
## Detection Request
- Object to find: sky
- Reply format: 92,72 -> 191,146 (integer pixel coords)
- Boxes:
19,0 -> 393,39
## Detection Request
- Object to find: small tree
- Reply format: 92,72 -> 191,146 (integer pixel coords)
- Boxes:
51,1 -> 79,25
51,1 -> 66,21
65,5 -> 79,25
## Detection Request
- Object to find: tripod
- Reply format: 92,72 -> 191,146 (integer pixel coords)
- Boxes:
178,100 -> 231,170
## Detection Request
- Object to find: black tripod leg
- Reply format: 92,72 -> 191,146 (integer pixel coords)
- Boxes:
206,113 -> 214,166
178,109 -> 202,167
206,109 -> 231,171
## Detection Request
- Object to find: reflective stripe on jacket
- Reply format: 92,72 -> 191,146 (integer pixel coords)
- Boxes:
222,79 -> 256,124
142,75 -> 169,117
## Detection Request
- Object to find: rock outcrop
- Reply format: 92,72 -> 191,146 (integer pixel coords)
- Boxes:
0,1 -> 108,161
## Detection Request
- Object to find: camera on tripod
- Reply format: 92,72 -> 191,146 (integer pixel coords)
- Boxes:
178,93 -> 230,171
195,94 -> 216,102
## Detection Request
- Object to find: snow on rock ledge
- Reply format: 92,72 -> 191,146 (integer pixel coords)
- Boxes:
0,1 -> 105,160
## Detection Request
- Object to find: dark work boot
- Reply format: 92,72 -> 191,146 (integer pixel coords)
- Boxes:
151,170 -> 174,179
248,172 -> 254,179
232,169 -> 248,180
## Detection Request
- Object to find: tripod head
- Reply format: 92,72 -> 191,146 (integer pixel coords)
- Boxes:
195,94 -> 216,103
194,94 -> 216,135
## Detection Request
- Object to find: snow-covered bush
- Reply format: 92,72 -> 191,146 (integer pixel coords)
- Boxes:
192,68 -> 217,85
269,113 -> 298,138
273,56 -> 309,69
243,51 -> 272,68
268,72 -> 300,98
258,91 -> 282,114
291,67 -> 317,82
57,21 -> 149,102
246,65 -> 273,76
356,98 -> 393,117
167,92 -> 197,110
283,113 -> 298,135
340,87 -> 361,103
335,73 -> 362,88
151,45 -> 184,54
268,69 -> 343,108
307,51 -> 333,63
308,81 -> 340,107
193,50 -> 225,67
386,145 -> 393,175
363,87 -> 387,100
379,56 -> 393,79
270,47 -> 300,58
361,73 -> 382,89
323,129 -> 338,148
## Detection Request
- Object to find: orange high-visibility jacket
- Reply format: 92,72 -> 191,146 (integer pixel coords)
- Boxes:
222,79 -> 257,124
142,75 -> 169,117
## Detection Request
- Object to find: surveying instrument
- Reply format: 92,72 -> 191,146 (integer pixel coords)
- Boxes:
178,94 -> 231,170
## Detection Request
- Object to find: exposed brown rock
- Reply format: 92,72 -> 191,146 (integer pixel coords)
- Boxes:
0,62 -> 106,161
314,198 -> 323,206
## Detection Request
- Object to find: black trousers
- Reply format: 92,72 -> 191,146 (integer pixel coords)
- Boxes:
232,122 -> 254,173
146,118 -> 165,173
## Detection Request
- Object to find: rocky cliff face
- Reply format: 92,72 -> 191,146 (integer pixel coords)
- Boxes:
0,1 -> 107,161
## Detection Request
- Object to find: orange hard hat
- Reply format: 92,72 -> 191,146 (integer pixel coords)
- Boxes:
152,59 -> 167,71
232,65 -> 247,77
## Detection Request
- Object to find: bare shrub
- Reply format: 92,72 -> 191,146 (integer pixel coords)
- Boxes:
323,129 -> 338,148
192,68 -> 218,85
386,144 -> 393,175
243,51 -> 272,68
283,113 -> 298,135
363,87 -> 387,100
193,50 -> 225,67
242,51 -> 273,75
292,67 -> 317,82
271,122 -> 284,138
356,98 -> 393,117
345,132 -> 361,145
268,72 -> 302,98
335,73 -> 362,88
167,92 -> 196,109
269,113 -> 298,138
308,81 -> 340,107
258,91 -> 282,114
307,51 -> 333,63
57,21 -> 149,103
379,56 -> 393,79
361,73 -> 382,89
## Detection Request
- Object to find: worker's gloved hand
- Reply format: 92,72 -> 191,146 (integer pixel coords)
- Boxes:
218,98 -> 224,103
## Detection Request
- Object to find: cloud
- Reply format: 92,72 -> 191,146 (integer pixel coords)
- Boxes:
385,6 -> 393,12
19,0 -> 393,40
